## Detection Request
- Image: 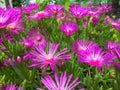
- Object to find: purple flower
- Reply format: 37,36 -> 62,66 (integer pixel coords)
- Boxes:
6,17 -> 25,34
1,84 -> 22,90
78,46 -> 115,72
0,8 -> 13,29
88,2 -> 94,7
111,21 -> 120,30
71,40 -> 98,55
92,16 -> 99,24
22,3 -> 40,14
20,27 -> 47,48
96,4 -> 113,13
28,10 -> 53,20
45,4 -> 65,14
60,22 -> 79,36
1,57 -> 16,67
28,43 -> 71,74
87,10 -> 101,17
0,8 -> 24,34
69,4 -> 89,18
114,62 -> 120,69
114,46 -> 120,60
105,41 -> 119,52
37,72 -> 80,90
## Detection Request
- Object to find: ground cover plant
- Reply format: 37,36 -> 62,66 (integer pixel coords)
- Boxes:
0,1 -> 120,90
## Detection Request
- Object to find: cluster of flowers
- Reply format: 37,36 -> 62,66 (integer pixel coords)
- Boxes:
0,2 -> 120,90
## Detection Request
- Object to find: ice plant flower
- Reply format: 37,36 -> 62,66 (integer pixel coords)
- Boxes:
87,9 -> 101,17
96,4 -> 113,13
37,72 -> 80,90
113,46 -> 120,60
92,16 -> 99,24
69,4 -> 89,18
78,46 -> 115,72
22,3 -> 40,14
88,2 -> 94,7
1,57 -> 16,67
28,43 -> 71,74
28,10 -> 53,20
111,21 -> 120,30
1,84 -> 22,90
71,40 -> 98,55
105,41 -> 119,52
20,27 -> 47,48
60,22 -> 79,36
0,8 -> 14,29
104,17 -> 113,24
6,17 -> 25,34
0,7 -> 24,34
45,4 -> 65,14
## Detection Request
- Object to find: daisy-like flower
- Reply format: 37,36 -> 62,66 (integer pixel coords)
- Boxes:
70,40 -> 98,55
0,8 -> 24,34
6,16 -> 25,34
96,4 -> 113,13
7,8 -> 25,34
113,46 -> 120,60
105,41 -> 119,52
92,16 -> 99,24
69,4 -> 89,18
111,21 -> 120,30
20,27 -> 47,48
28,10 -> 53,20
88,2 -> 94,7
45,4 -> 65,14
28,43 -> 71,74
104,17 -> 113,24
60,22 -> 79,36
1,57 -> 17,67
37,72 -> 80,90
1,84 -> 22,90
22,3 -> 40,14
87,9 -> 101,17
0,8 -> 13,29
78,46 -> 115,72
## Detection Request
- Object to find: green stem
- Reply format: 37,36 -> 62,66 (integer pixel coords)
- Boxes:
0,30 -> 13,55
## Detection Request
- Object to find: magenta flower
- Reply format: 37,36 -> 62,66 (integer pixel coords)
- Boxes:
20,27 -> 47,48
1,57 -> 16,67
88,2 -> 94,7
60,22 -> 79,36
96,4 -> 113,13
105,41 -> 119,52
104,41 -> 119,58
45,4 -> 65,14
104,17 -> 113,24
1,84 -> 22,90
69,4 -> 89,18
6,17 -> 25,34
0,8 -> 13,29
92,16 -> 99,24
28,43 -> 71,74
87,9 -> 101,17
111,21 -> 120,30
78,46 -> 115,72
114,46 -> 120,60
28,10 -> 53,20
22,3 -> 40,14
71,40 -> 98,55
0,31 -> 14,42
0,8 -> 24,34
37,72 -> 80,90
